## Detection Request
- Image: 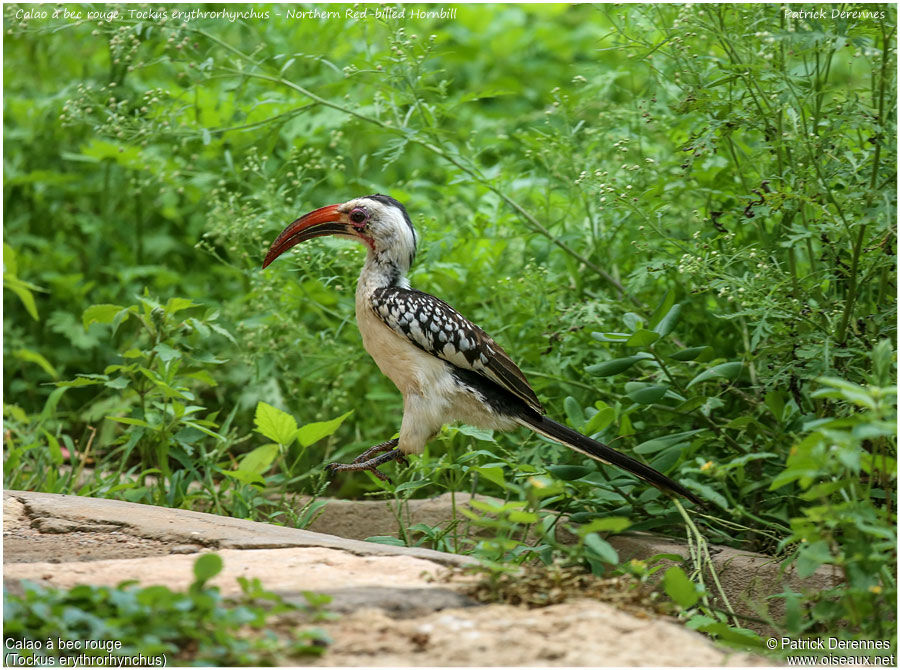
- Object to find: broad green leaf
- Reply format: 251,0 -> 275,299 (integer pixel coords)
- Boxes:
622,312 -> 643,332
578,517 -> 631,535
677,478 -> 726,508
625,329 -> 660,347
669,346 -> 713,361
14,348 -> 58,379
546,465 -> 592,481
4,274 -> 40,320
508,509 -> 539,524
663,566 -> 699,608
254,401 -> 299,445
154,343 -> 181,363
193,553 -> 223,583
103,376 -> 130,390
473,466 -> 506,488
42,430 -> 64,466
583,406 -> 615,434
165,297 -> 198,314
627,385 -> 668,404
564,396 -> 585,427
394,480 -> 431,494
693,622 -> 765,650
590,331 -> 631,343
585,355 -> 647,376
456,424 -> 496,441
220,469 -> 265,486
105,416 -> 151,427
795,540 -> 832,578
295,410 -> 353,448
686,362 -> 743,389
648,290 -> 675,330
583,532 -> 618,564
653,303 -> 682,337
239,443 -> 280,475
675,397 -> 707,413
82,304 -> 125,329
764,390 -> 785,422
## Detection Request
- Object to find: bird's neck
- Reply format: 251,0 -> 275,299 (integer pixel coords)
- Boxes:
358,248 -> 411,295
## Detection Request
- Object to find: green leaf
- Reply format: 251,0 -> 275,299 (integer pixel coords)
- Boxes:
686,362 -> 743,389
578,517 -> 632,535
295,410 -> 353,448
648,290 -> 675,330
42,430 -> 64,466
455,424 -> 496,441
508,509 -> 539,524
364,535 -> 406,546
622,312 -> 643,332
669,346 -> 712,361
220,469 -> 265,486
585,355 -> 649,376
627,385 -> 669,404
764,390 -> 785,422
193,553 -> 223,583
154,343 -> 181,363
796,540 -> 832,578
546,465 -> 592,481
239,443 -> 280,475
254,401 -> 299,445
663,566 -> 699,608
634,430 -> 703,454
4,274 -> 41,320
583,406 -> 615,434
625,329 -> 660,347
564,396 -> 585,427
677,478 -> 726,509
82,304 -> 125,329
105,416 -> 151,427
473,466 -> 506,488
653,303 -> 682,337
590,331 -> 631,343
693,622 -> 765,650
13,348 -> 58,379
583,532 -> 618,564
165,297 -> 198,314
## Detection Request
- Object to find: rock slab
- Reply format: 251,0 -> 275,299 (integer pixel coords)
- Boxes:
3,490 -> 767,666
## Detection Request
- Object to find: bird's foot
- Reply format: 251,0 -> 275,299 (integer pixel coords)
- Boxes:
326,438 -> 408,482
349,438 -> 399,464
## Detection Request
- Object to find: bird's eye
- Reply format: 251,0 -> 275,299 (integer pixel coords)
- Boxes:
349,208 -> 367,225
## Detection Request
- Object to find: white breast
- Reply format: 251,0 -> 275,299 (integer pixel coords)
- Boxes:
355,285 -> 516,454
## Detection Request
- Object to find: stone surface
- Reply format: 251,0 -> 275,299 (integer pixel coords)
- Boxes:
5,490 -> 469,566
3,490 -> 770,666
4,546 -> 457,595
305,600 -> 766,667
299,491 -> 841,633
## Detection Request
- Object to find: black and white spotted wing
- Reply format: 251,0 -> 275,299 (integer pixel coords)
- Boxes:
370,287 -> 544,415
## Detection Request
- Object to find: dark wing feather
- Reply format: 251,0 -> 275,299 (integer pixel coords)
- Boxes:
371,287 -> 544,414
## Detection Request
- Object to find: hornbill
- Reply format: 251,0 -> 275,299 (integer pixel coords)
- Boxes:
263,195 -> 701,505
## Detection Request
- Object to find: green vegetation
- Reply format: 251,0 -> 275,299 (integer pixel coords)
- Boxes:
3,2 -> 896,654
4,553 -> 332,665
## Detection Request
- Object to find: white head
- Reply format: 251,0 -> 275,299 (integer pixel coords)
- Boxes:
262,194 -> 418,286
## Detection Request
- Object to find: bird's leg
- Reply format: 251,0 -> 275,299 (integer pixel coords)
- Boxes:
325,438 -> 409,481
349,438 -> 400,464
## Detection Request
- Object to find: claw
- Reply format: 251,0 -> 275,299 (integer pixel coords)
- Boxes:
324,440 -> 406,483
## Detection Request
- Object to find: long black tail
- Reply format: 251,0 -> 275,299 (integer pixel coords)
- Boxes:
517,414 -> 702,505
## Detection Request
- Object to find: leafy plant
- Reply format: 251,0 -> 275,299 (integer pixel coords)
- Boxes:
771,340 -> 896,640
3,553 -> 332,666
